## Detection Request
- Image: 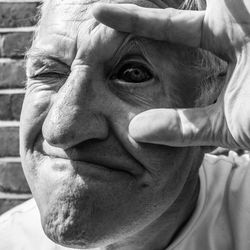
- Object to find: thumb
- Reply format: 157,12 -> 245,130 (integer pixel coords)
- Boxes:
129,106 -> 228,147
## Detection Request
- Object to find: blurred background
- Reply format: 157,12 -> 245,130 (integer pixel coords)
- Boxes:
0,0 -> 41,215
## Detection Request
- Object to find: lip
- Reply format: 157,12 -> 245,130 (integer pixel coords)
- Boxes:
45,153 -> 134,176
42,152 -> 135,177
34,136 -> 145,177
35,153 -> 137,185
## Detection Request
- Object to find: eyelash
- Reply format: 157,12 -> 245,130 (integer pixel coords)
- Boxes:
26,72 -> 69,90
29,58 -> 154,88
30,71 -> 69,80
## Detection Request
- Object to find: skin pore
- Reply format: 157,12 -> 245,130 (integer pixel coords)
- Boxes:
20,0 -> 205,249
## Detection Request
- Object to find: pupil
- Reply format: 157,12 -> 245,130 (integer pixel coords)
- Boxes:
115,62 -> 153,83
134,70 -> 140,75
122,66 -> 150,83
124,68 -> 143,81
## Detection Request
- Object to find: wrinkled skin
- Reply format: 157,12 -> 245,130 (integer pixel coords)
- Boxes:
20,0 -> 204,249
93,0 -> 250,150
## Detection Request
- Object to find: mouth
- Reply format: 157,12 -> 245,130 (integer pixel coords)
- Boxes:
34,135 -> 145,177
40,152 -> 135,177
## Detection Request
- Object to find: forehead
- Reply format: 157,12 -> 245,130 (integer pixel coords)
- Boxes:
42,0 -> 164,13
32,0 -> 166,65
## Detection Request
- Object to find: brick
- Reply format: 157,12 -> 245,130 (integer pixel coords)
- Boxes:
0,198 -> 30,215
0,2 -> 40,28
0,59 -> 26,88
0,31 -> 33,58
0,94 -> 11,120
0,90 -> 25,120
0,122 -> 19,157
11,92 -> 25,120
0,27 -> 35,33
0,158 -> 30,193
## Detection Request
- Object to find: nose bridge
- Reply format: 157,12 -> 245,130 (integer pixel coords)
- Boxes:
52,69 -> 89,119
42,68 -> 108,149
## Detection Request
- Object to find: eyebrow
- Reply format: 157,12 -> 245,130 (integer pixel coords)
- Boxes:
26,47 -> 70,67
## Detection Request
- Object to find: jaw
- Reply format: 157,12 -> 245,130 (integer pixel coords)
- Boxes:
104,166 -> 201,250
42,151 -> 202,250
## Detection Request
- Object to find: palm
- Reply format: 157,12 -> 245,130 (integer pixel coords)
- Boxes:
199,0 -> 250,149
203,0 -> 250,59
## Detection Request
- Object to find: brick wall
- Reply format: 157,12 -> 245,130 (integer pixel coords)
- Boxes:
0,0 -> 41,215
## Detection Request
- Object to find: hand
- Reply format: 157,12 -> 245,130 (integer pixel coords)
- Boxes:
92,0 -> 250,150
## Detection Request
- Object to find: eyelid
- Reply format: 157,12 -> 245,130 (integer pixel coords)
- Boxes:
27,57 -> 70,79
28,68 -> 70,81
107,36 -> 154,71
28,69 -> 69,80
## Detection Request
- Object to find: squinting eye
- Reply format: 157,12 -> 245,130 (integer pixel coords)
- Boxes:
30,72 -> 68,81
114,62 -> 153,83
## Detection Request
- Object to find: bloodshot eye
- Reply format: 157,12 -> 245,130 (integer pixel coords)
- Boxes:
115,62 -> 153,83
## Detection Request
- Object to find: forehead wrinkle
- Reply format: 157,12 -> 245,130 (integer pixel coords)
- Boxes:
75,21 -> 159,67
38,0 -> 169,45
39,0 -> 183,38
36,0 -> 172,68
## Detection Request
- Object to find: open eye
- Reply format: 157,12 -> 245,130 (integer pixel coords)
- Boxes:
113,62 -> 153,83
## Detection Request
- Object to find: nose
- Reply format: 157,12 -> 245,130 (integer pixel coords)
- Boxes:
42,68 -> 108,149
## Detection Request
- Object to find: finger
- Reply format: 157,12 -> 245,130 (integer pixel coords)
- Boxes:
128,107 -> 237,148
92,3 -> 205,48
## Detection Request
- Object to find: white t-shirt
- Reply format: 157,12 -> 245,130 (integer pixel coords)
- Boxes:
0,152 -> 250,250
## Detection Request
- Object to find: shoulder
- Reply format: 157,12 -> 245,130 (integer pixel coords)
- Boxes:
168,152 -> 250,250
0,199 -> 43,249
0,198 -> 38,222
0,199 -> 60,250
201,152 -> 250,242
0,199 -> 99,250
202,151 -> 250,184
0,198 -> 39,234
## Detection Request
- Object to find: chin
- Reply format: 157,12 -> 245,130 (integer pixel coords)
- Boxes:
41,193 -> 94,249
33,171 -> 131,249
39,180 -> 116,249
25,152 -> 133,247
38,183 -> 140,250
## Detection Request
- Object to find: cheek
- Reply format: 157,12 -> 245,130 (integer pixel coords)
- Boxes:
20,86 -> 54,146
20,86 -> 55,183
132,141 -> 194,195
105,96 -> 193,191
108,81 -> 170,110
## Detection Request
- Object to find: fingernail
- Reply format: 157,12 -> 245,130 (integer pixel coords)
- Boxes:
129,113 -> 154,141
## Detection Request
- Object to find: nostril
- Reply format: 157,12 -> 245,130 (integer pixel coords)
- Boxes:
42,97 -> 109,149
42,122 -> 77,150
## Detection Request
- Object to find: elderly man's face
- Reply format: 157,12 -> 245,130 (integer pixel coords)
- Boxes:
20,0 -> 203,248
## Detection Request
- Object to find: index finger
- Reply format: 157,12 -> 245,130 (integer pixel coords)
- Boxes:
92,3 -> 205,48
